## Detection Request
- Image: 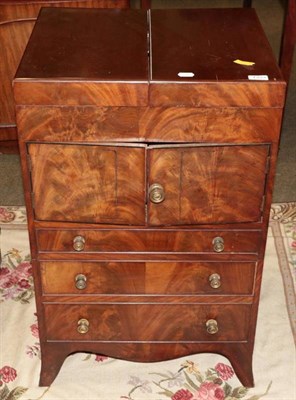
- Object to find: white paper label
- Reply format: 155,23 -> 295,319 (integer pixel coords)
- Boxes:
178,72 -> 195,78
248,75 -> 269,81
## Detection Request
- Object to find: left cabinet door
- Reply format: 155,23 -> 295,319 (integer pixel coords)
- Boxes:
28,143 -> 146,225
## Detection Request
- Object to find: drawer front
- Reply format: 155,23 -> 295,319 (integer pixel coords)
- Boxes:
37,229 -> 261,254
17,107 -> 282,144
41,261 -> 256,295
44,303 -> 251,342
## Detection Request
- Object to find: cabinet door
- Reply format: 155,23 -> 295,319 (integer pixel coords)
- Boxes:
28,143 -> 146,225
148,144 -> 269,225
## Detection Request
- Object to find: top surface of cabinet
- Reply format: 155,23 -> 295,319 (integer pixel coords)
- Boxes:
150,9 -> 282,82
15,7 -> 148,81
15,7 -> 283,83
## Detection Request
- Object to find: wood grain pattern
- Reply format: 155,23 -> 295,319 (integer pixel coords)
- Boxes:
0,0 -> 129,145
150,9 -> 282,83
15,106 -> 283,143
14,81 -> 286,108
16,106 -> 143,142
0,17 -> 33,129
38,341 -> 254,387
36,229 -> 261,254
0,139 -> 19,153
44,303 -> 251,342
15,7 -> 148,81
37,252 -> 260,263
141,107 -> 283,144
148,144 -> 269,225
149,82 -> 286,108
28,143 -> 146,224
14,8 -> 286,389
0,0 -> 128,23
33,218 -> 269,231
14,81 -> 149,107
29,142 -> 269,226
0,126 -> 17,142
40,261 -> 256,295
41,294 -> 254,305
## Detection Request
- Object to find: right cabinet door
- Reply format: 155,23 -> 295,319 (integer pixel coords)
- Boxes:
148,144 -> 269,226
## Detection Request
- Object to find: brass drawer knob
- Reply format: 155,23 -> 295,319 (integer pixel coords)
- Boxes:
77,318 -> 89,334
75,274 -> 87,290
149,183 -> 165,204
206,319 -> 219,334
209,273 -> 221,289
212,236 -> 224,253
73,235 -> 85,252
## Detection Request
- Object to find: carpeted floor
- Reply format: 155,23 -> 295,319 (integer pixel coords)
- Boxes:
0,204 -> 295,400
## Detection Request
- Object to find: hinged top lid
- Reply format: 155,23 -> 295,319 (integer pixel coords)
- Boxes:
149,8 -> 282,82
147,8 -> 285,107
14,7 -> 285,108
15,7 -> 148,82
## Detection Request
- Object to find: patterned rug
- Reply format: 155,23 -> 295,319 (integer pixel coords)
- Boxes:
0,204 -> 295,400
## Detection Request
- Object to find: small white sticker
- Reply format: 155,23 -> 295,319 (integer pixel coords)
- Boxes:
178,72 -> 195,78
248,75 -> 269,81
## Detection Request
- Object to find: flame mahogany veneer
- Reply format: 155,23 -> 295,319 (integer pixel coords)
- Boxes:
14,8 -> 286,387
0,0 -> 129,152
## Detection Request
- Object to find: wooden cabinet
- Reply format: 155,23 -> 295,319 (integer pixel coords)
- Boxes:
0,0 -> 129,152
14,8 -> 286,388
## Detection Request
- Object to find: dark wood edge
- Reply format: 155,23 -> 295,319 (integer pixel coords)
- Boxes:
0,140 -> 19,154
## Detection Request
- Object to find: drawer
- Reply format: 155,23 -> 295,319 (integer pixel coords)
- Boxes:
44,303 -> 251,342
37,229 -> 261,254
41,261 -> 256,295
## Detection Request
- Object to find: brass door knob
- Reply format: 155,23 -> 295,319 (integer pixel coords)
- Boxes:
73,235 -> 85,252
206,319 -> 219,334
75,274 -> 87,290
212,237 -> 224,253
77,318 -> 89,334
149,183 -> 165,204
209,273 -> 221,289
